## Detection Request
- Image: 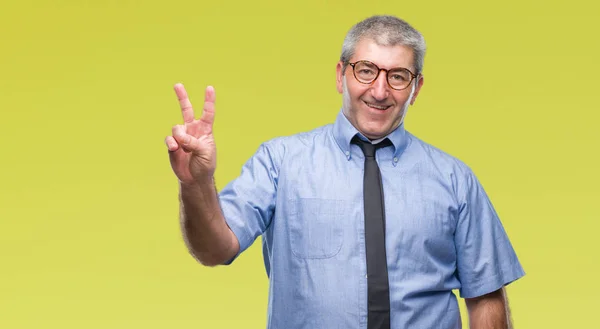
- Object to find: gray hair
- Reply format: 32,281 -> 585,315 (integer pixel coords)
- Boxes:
340,15 -> 426,75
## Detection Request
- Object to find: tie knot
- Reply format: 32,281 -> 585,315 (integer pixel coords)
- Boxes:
352,136 -> 391,158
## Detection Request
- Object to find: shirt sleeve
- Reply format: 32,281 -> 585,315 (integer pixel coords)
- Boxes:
218,141 -> 280,265
454,167 -> 525,298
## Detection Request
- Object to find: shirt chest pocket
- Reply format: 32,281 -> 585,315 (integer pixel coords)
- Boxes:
287,198 -> 347,259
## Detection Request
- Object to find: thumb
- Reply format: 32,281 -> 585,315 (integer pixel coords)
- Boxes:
172,126 -> 202,155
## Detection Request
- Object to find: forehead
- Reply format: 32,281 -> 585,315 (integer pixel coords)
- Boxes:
351,37 -> 414,70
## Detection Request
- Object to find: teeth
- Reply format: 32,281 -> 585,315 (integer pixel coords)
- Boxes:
365,102 -> 389,110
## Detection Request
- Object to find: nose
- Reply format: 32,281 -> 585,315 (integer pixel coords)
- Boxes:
370,70 -> 390,101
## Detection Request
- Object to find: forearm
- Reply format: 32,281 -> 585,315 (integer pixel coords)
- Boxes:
179,177 -> 239,266
466,288 -> 512,329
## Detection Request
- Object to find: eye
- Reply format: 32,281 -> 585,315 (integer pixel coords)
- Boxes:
390,74 -> 408,81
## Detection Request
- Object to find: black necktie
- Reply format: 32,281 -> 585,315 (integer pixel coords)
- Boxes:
352,136 -> 391,329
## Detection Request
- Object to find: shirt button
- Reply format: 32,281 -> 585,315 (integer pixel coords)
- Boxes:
365,274 -> 368,278
393,157 -> 398,162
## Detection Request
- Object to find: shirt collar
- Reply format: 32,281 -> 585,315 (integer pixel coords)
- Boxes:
332,109 -> 410,163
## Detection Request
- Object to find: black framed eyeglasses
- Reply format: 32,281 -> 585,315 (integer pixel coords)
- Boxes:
347,60 -> 418,91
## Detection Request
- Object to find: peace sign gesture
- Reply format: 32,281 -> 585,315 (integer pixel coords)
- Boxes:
166,83 -> 217,185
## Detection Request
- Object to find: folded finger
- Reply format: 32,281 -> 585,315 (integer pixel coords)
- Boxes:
165,135 -> 179,152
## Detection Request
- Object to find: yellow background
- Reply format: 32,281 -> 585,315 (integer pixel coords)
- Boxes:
1,0 -> 598,328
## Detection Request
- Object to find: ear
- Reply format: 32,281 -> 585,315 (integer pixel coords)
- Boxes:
336,61 -> 344,94
410,74 -> 425,105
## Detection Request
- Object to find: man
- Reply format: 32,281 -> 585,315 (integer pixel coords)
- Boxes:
165,15 -> 525,329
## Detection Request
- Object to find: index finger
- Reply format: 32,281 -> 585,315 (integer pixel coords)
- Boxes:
174,83 -> 194,123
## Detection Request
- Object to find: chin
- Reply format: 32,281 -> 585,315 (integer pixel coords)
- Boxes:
359,124 -> 389,140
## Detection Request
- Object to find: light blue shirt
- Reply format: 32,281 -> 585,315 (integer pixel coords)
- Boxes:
219,109 -> 525,329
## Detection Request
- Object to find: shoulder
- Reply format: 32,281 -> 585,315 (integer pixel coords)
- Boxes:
258,123 -> 333,159
407,131 -> 474,176
406,131 -> 482,200
271,123 -> 332,146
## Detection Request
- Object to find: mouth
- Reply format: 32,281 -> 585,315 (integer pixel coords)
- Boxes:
363,100 -> 391,111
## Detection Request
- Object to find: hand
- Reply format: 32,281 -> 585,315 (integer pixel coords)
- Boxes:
165,83 -> 216,185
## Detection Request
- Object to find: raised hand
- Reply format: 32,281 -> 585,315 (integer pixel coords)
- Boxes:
166,83 -> 217,185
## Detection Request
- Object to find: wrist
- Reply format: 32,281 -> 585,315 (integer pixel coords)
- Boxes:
179,176 -> 214,191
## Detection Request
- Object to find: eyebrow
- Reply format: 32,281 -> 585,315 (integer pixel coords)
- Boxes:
359,60 -> 413,71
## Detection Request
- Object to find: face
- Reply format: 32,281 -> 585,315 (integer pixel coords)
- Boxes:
336,38 -> 424,140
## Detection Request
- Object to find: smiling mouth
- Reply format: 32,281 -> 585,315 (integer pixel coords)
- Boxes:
363,101 -> 391,111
